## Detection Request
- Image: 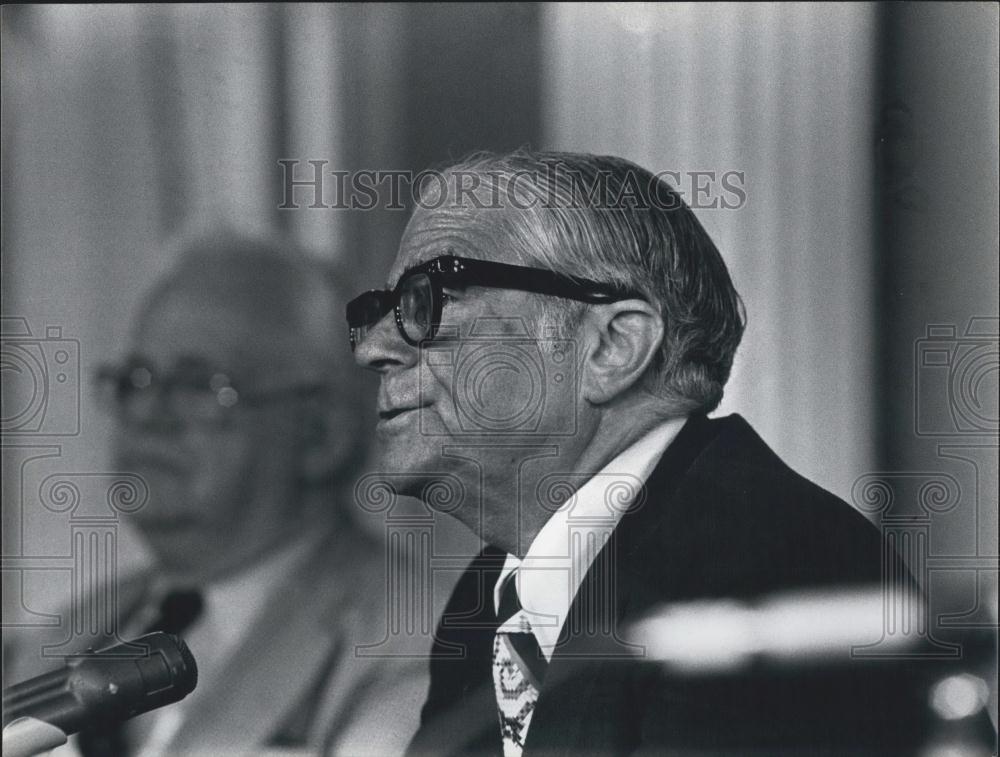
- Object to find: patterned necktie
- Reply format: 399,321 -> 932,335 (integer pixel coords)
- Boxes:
492,571 -> 548,757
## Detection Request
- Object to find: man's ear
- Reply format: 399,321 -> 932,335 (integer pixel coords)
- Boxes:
579,299 -> 664,405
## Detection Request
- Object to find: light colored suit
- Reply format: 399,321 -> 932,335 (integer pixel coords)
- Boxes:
3,525 -> 432,756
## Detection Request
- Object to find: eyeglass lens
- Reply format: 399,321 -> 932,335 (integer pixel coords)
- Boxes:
349,272 -> 436,350
97,366 -> 233,423
399,273 -> 434,343
350,295 -> 387,348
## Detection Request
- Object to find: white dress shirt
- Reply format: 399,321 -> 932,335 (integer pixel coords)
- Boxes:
46,537 -> 313,757
493,416 -> 688,661
132,536 -> 315,757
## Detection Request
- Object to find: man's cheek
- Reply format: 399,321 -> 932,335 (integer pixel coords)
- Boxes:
187,438 -> 246,508
457,343 -> 549,434
421,352 -> 455,409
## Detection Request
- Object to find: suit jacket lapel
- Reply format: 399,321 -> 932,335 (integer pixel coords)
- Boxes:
526,414 -> 720,756
169,539 -> 347,752
524,537 -> 637,757
408,546 -> 505,757
413,415 -> 727,757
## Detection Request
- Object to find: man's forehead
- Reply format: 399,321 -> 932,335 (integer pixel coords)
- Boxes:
135,288 -> 313,375
389,205 -> 511,286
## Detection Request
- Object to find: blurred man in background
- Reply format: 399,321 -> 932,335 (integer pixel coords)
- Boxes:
6,230 -> 427,755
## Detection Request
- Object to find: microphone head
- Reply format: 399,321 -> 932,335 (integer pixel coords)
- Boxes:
2,632 -> 199,735
86,632 -> 199,720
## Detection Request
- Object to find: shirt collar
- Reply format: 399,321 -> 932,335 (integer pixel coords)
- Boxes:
130,536 -> 317,752
493,416 -> 688,660
202,536 -> 312,651
146,534 -> 315,663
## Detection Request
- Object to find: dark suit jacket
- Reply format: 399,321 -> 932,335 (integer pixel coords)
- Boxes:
407,413 -> 933,757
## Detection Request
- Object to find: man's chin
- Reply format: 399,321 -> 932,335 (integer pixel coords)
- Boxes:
140,530 -> 219,582
374,436 -> 437,475
364,446 -> 485,535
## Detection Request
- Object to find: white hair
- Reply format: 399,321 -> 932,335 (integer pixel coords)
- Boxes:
420,150 -> 746,414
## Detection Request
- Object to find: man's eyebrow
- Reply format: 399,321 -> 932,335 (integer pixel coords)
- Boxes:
387,253 -> 447,289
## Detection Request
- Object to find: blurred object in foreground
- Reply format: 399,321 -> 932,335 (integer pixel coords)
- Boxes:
630,586 -> 923,673
629,586 -> 997,756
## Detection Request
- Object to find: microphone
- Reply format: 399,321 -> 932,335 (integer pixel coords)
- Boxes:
2,632 -> 198,737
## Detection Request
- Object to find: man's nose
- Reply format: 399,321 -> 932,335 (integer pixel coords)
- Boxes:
122,387 -> 185,434
354,311 -> 416,373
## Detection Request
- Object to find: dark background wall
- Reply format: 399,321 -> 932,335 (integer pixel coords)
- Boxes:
877,1 -> 998,636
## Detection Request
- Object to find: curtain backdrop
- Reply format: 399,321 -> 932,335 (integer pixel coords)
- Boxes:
1,2 -> 538,604
2,6 -> 354,568
2,6 -> 996,650
541,3 -> 880,502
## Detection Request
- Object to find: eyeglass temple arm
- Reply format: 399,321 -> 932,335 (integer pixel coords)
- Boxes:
346,289 -> 396,324
454,259 -> 640,303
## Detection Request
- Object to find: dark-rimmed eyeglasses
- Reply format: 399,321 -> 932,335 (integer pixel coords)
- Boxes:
95,358 -> 328,425
346,254 -> 642,350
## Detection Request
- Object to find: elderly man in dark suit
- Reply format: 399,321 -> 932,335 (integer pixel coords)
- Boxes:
347,150 -> 934,756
